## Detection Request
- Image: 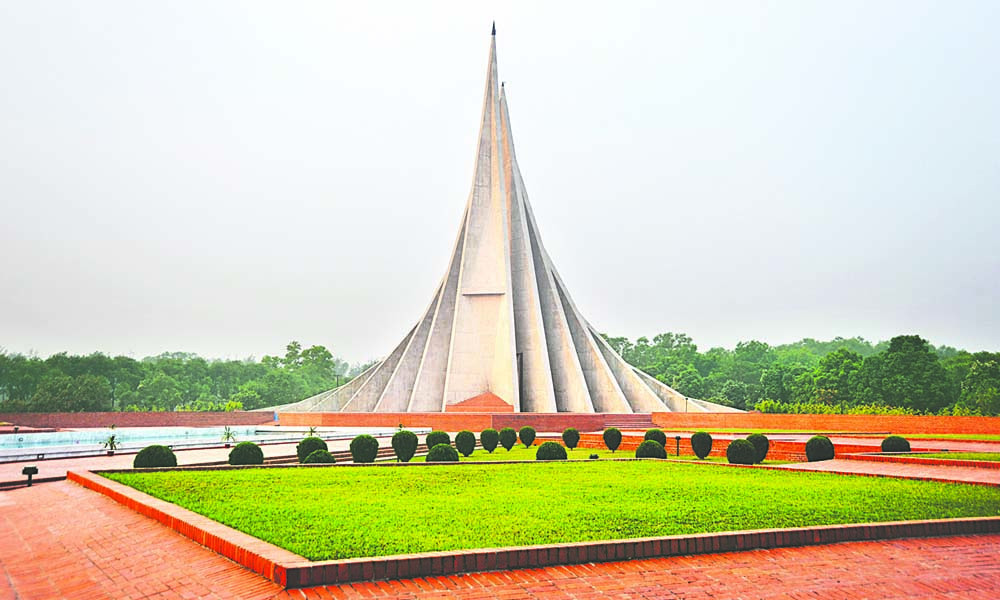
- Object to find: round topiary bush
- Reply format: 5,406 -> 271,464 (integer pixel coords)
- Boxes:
303,449 -> 336,464
499,427 -> 517,451
426,443 -> 459,462
425,430 -> 450,449
296,436 -> 328,463
635,439 -> 667,459
881,435 -> 911,453
746,433 -> 770,464
644,428 -> 667,447
455,430 -> 476,457
518,426 -> 536,448
133,444 -> 177,468
391,430 -> 418,462
806,435 -> 835,462
536,441 -> 568,461
350,434 -> 379,463
726,439 -> 756,465
690,431 -> 713,459
480,428 -> 499,453
562,427 -> 580,449
228,441 -> 264,465
603,427 -> 622,452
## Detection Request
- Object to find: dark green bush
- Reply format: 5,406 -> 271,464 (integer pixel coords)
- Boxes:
881,435 -> 911,453
562,427 -> 580,449
726,439 -> 756,465
643,428 -> 667,447
690,431 -> 713,459
805,435 -> 835,462
536,441 -> 568,461
350,434 -> 379,463
480,428 -> 499,453
303,449 -> 336,464
425,430 -> 450,449
228,441 -> 264,465
426,443 -> 459,462
499,427 -> 517,451
746,433 -> 770,463
296,436 -> 328,463
455,430 -> 476,457
589,453 -> 599,460
391,430 -> 418,462
635,440 -> 666,459
603,428 -> 622,452
133,444 -> 177,468
518,426 -> 536,448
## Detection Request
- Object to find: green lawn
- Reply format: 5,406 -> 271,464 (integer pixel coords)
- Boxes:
914,452 -> 1000,462
104,461 -> 1000,561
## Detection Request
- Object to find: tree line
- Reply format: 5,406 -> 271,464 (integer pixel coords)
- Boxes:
0,342 -> 372,413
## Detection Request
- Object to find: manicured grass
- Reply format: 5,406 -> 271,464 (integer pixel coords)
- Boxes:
914,452 -> 1000,462
104,461 -> 1000,561
668,455 -> 792,465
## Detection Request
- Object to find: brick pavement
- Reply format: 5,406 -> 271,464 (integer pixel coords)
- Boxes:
2,481 -> 1000,599
775,458 -> 1000,486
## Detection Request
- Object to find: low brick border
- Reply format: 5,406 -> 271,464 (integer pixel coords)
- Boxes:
68,468 -> 1000,589
845,453 -> 1000,470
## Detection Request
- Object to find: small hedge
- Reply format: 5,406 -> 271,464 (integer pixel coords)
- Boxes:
536,441 -> 568,461
499,427 -> 517,451
635,439 -> 666,459
350,434 -> 379,463
391,430 -> 418,462
455,430 -> 476,457
425,430 -> 450,449
518,426 -> 536,448
603,427 -> 622,452
881,435 -> 911,453
746,433 -> 770,464
726,439 -> 756,465
562,427 -> 580,449
644,428 -> 667,447
133,444 -> 177,468
480,428 -> 499,453
228,441 -> 264,465
426,443 -> 459,462
303,449 -> 336,464
296,436 -> 328,463
806,435 -> 835,462
691,431 -> 713,459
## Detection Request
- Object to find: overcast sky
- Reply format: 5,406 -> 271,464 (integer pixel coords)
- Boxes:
1,1 -> 998,363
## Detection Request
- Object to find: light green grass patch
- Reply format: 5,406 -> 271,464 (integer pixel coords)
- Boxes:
913,452 -> 1000,462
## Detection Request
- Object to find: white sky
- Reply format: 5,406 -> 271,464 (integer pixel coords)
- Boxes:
1,1 -> 998,363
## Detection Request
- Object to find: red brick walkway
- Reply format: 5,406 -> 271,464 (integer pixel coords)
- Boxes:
775,458 -> 1000,486
2,481 -> 999,599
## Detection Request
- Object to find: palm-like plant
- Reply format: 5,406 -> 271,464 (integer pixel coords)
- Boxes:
103,434 -> 120,455
221,426 -> 237,447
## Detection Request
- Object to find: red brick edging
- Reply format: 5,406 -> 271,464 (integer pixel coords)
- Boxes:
845,453 -> 1000,470
67,469 -> 1000,589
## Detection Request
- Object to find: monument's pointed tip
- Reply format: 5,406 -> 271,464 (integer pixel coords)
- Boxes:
491,21 -> 496,36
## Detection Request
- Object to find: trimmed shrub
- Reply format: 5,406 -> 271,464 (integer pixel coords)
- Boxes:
480,428 -> 499,453
726,439 -> 756,465
635,440 -> 667,459
296,436 -> 328,463
746,433 -> 770,464
455,430 -> 476,457
228,441 -> 264,465
426,443 -> 459,462
805,435 -> 835,462
589,453 -> 599,460
881,435 -> 911,453
690,431 -> 713,459
133,444 -> 176,468
644,428 -> 667,447
603,427 -> 622,452
499,427 -> 517,451
391,430 -> 418,462
350,434 -> 379,463
562,427 -> 580,449
536,441 -> 568,461
303,449 -> 336,464
425,430 -> 450,449
518,426 -> 536,448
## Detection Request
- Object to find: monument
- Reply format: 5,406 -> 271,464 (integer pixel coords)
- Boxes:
279,27 -> 737,414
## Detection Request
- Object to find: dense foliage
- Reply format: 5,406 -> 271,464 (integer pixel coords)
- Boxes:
425,431 -> 450,449
643,429 -> 667,447
726,439 -> 757,465
518,426 -> 536,448
562,427 -> 580,449
603,428 -> 622,452
349,434 -> 379,463
881,435 -> 911,453
303,449 -> 336,464
455,430 -> 476,457
426,443 -> 459,462
480,428 -> 499,453
228,441 -> 264,465
805,436 -> 835,462
391,430 -> 418,462
498,427 -> 517,451
296,436 -> 328,463
133,444 -> 177,468
535,441 -> 568,461
746,433 -> 770,463
635,440 -> 667,459
690,431 -> 713,459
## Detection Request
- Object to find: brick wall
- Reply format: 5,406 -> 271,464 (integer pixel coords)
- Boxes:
0,412 -> 275,429
651,413 -> 1000,435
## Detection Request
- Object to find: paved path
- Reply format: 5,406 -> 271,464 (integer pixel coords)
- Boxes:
2,480 -> 999,599
775,458 -> 1000,486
